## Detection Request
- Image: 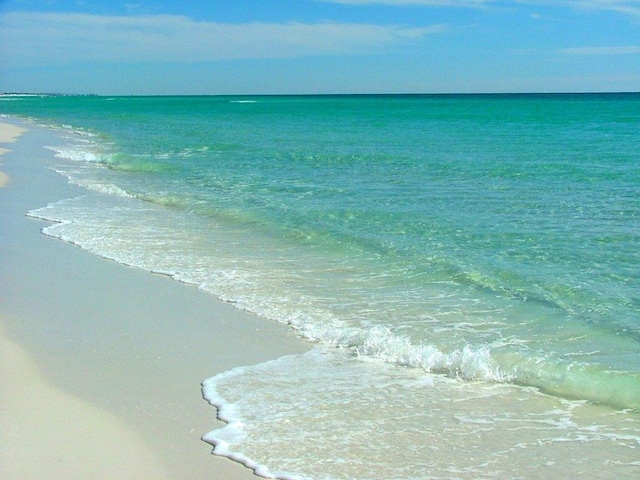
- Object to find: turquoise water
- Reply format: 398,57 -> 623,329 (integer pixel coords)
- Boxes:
3,94 -> 640,478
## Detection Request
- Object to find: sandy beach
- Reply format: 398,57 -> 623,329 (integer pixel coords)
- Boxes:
0,118 -> 309,479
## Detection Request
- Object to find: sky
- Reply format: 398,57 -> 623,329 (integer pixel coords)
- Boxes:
0,0 -> 638,95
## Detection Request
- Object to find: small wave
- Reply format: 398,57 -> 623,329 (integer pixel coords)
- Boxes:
177,146 -> 210,157
346,325 -> 505,382
348,325 -> 640,409
224,301 -> 639,408
59,125 -> 97,138
45,145 -> 101,163
104,153 -> 174,173
77,181 -> 134,198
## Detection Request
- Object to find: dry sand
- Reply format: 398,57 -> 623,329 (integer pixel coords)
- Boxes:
1,327 -> 171,479
0,119 -> 310,479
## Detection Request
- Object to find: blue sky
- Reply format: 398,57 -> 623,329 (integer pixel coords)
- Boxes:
0,0 -> 638,94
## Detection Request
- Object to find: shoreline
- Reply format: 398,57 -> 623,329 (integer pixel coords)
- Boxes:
0,118 -> 310,479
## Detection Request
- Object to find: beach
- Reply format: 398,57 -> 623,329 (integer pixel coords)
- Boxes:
0,118 -> 309,479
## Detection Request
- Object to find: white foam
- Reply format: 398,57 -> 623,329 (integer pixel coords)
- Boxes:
354,326 -> 505,381
73,180 -> 134,198
45,145 -> 101,163
202,347 -> 640,480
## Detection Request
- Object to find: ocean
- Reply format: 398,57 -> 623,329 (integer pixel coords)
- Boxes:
2,93 -> 639,479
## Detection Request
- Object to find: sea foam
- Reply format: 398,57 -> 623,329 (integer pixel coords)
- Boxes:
202,347 -> 640,480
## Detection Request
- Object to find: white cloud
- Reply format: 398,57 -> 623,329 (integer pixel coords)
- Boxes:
511,45 -> 640,54
558,45 -> 640,55
317,0 -> 640,16
0,12 -> 447,67
569,0 -> 640,16
316,1 -> 491,5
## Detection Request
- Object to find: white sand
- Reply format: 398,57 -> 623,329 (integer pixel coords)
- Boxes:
0,119 -> 310,479
1,327 -> 171,479
0,122 -> 26,187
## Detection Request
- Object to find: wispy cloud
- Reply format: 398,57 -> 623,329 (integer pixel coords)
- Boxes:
511,45 -> 640,56
569,0 -> 640,17
318,0 -> 640,16
316,1 -> 491,5
0,12 -> 447,66
558,45 -> 640,55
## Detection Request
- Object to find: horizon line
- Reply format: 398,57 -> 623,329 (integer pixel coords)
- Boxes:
2,91 -> 639,98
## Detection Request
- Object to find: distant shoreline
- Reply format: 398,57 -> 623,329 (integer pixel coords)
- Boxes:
3,91 -> 639,99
